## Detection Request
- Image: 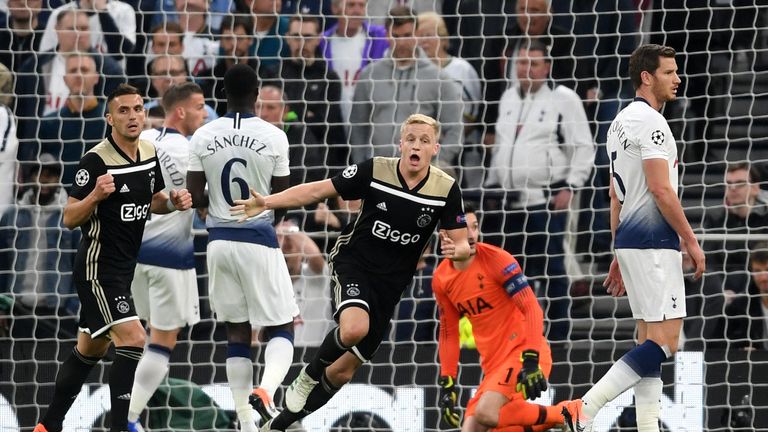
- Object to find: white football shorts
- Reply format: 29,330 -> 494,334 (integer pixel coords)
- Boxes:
615,248 -> 686,322
207,240 -> 299,326
132,263 -> 200,330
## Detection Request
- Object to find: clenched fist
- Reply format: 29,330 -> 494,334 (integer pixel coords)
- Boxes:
92,173 -> 115,202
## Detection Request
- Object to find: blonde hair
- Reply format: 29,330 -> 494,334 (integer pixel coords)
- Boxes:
400,113 -> 440,137
416,12 -> 448,38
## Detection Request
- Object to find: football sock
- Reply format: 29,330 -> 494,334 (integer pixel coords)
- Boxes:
110,346 -> 144,432
226,343 -> 257,432
306,327 -> 348,380
303,371 -> 340,413
260,332 -> 293,399
271,371 -> 340,431
582,340 -> 667,418
635,376 -> 663,432
128,344 -> 171,422
497,400 -> 564,427
41,347 -> 102,432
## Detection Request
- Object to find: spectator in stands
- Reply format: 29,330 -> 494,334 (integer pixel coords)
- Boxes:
255,84 -> 323,186
198,15 -> 259,116
237,0 -> 289,67
0,155 -> 79,337
319,0 -> 389,124
276,220 -> 331,347
280,0 -> 334,28
39,0 -> 136,62
15,9 -> 122,138
38,52 -> 107,189
416,12 -> 480,140
0,0 -> 47,72
416,11 -> 482,188
454,0 -> 515,139
0,64 -> 19,211
157,0 -> 235,34
485,41 -> 594,340
173,0 -> 220,75
648,0 -> 725,161
702,162 -> 768,295
146,54 -> 218,123
724,242 -> 768,351
265,14 -> 346,158
132,22 -> 185,96
349,6 -> 463,167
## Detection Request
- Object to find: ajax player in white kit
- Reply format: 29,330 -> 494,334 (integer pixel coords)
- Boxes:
562,44 -> 705,432
127,83 -> 208,432
187,64 -> 299,432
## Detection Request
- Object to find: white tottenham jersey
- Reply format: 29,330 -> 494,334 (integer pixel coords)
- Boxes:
607,97 -> 679,250
189,113 -> 289,245
137,127 -> 195,269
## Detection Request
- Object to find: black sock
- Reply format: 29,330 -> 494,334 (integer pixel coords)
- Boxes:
304,372 -> 340,413
41,348 -> 101,431
110,346 -> 143,432
271,373 -> 341,431
306,327 -> 348,380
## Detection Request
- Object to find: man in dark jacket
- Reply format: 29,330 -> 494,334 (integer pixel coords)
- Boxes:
197,14 -> 260,116
265,14 -> 346,165
14,9 -> 122,140
702,163 -> 768,294
38,52 -> 108,189
256,84 -> 324,187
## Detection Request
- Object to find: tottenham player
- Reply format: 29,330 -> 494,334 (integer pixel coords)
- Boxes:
34,84 -> 192,432
186,64 -> 299,432
433,205 -> 566,431
127,82 -> 208,432
562,44 -> 705,432
230,113 -> 470,432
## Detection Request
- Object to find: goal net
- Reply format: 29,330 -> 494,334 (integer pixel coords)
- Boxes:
1,0 -> 767,431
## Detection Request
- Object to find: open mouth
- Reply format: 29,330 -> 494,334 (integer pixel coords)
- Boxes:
409,154 -> 421,163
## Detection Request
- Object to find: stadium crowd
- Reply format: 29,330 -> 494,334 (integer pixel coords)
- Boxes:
0,0 -> 767,429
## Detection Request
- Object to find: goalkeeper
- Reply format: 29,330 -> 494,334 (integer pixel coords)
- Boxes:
432,205 -> 565,431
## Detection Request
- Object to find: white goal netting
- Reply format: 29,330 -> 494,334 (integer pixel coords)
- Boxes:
1,0 -> 767,431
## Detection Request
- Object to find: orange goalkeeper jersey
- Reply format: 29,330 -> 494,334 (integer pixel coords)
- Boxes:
433,242 -> 546,377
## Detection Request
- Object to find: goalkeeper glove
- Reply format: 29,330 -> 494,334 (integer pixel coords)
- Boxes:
438,376 -> 461,428
516,350 -> 548,400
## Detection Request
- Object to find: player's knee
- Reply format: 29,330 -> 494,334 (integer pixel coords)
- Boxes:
117,328 -> 147,348
339,320 -> 368,346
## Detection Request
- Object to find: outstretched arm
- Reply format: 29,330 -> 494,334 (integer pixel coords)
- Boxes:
231,179 -> 339,221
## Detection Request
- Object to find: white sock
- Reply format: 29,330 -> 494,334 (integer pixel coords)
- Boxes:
582,358 -> 642,419
226,357 -> 257,432
635,377 -> 663,432
259,336 -> 294,399
128,348 -> 170,422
